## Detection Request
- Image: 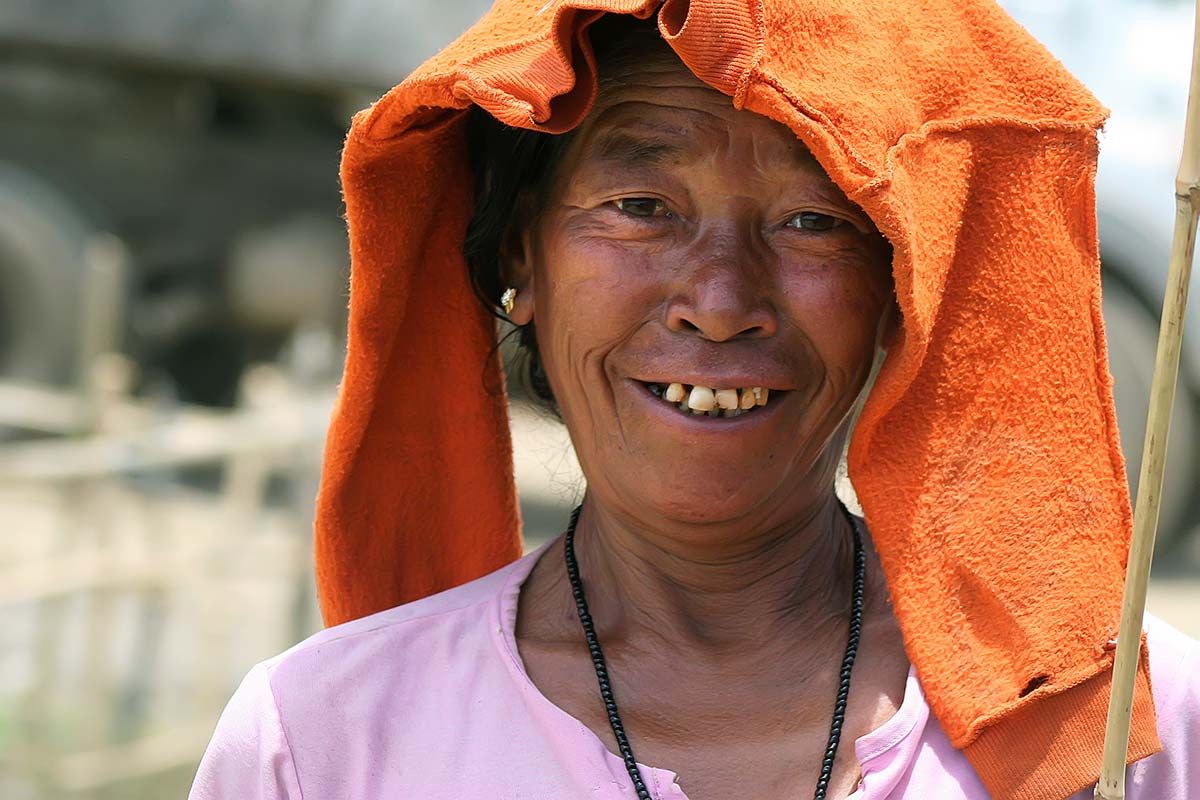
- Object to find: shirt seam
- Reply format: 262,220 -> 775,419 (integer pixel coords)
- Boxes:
856,709 -> 922,763
271,589 -> 503,666
261,663 -> 306,800
854,665 -> 926,765
494,540 -> 556,675
492,540 -> 689,794
1147,613 -> 1200,713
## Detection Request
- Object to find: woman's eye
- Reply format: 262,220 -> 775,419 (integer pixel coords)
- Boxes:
615,197 -> 668,218
786,211 -> 844,232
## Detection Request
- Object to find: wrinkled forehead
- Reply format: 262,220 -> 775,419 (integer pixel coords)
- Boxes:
517,17 -> 855,210
587,37 -> 815,162
574,99 -> 824,175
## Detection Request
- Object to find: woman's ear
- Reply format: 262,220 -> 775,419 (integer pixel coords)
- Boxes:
878,298 -> 901,350
499,216 -> 537,326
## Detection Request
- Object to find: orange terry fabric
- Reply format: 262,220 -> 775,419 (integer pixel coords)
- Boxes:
314,1 -> 1161,797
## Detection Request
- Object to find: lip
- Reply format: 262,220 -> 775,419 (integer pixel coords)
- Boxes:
625,379 -> 791,432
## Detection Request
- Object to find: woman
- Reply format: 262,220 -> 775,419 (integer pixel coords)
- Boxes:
192,2 -> 1197,799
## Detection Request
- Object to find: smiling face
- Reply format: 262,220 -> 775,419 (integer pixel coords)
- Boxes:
503,47 -> 894,528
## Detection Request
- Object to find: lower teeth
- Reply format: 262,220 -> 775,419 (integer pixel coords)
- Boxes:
685,403 -> 750,418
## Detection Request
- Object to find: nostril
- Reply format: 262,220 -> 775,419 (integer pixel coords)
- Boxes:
669,314 -> 773,341
735,323 -> 771,340
665,292 -> 778,341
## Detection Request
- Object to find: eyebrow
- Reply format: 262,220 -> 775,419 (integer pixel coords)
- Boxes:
589,129 -> 691,166
587,125 -> 825,176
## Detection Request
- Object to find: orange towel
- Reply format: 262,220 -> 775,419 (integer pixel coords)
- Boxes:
314,2 -> 1161,797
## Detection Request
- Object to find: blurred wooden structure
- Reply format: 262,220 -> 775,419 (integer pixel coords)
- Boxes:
0,242 -> 332,799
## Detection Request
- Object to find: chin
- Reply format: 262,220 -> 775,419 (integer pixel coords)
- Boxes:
622,469 -> 778,526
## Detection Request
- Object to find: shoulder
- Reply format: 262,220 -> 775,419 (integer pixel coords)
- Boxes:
1144,613 -> 1200,700
189,550 -> 541,799
1125,614 -> 1200,799
261,550 -> 535,696
190,662 -> 303,800
1143,613 -> 1200,733
894,616 -> 1198,800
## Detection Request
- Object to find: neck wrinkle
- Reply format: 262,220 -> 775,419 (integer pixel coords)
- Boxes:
571,491 -> 858,654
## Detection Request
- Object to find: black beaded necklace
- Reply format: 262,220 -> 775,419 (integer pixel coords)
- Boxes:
563,503 -> 866,800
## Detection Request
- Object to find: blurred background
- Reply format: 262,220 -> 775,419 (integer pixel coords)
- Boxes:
0,0 -> 1197,797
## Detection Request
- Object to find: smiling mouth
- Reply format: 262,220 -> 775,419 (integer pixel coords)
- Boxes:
639,381 -> 776,419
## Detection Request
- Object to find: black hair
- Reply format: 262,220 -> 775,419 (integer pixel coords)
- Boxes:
462,14 -> 667,415
463,109 -> 573,411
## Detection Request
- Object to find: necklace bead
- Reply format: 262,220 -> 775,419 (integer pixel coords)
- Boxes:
563,503 -> 866,800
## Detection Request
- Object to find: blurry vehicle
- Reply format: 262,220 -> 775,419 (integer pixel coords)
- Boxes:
1004,0 -> 1200,552
1,0 -> 1195,548
0,0 -> 491,406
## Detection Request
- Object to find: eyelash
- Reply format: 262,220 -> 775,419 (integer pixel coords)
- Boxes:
611,198 -> 846,232
784,211 -> 846,232
614,197 -> 670,219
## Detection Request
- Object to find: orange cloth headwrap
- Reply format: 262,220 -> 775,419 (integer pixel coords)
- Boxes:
315,2 -> 1161,797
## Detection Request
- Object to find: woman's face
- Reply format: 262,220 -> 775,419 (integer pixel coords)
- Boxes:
506,55 -> 894,527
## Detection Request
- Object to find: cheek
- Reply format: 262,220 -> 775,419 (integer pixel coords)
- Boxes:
779,250 -> 891,372
533,215 -> 892,399
529,228 -> 666,425
535,232 -> 666,353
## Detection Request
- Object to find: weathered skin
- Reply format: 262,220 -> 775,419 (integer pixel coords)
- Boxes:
511,46 -> 910,800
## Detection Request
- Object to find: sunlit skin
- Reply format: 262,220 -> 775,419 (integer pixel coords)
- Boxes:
508,49 -> 911,800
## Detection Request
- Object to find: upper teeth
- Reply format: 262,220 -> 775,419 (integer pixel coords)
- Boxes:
687,385 -> 716,411
654,382 -> 771,417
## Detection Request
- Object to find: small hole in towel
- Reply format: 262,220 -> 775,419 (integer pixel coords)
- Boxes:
1019,674 -> 1050,697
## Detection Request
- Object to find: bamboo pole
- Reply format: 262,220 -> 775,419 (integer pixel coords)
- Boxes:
1095,1 -> 1200,797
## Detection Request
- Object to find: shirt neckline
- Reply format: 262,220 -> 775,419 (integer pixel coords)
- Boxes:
491,533 -> 929,799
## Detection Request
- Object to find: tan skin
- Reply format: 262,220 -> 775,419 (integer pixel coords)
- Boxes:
506,49 -> 910,800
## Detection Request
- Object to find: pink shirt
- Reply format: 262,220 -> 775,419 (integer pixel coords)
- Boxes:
191,541 -> 1199,799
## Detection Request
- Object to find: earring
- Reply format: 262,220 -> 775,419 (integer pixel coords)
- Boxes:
500,287 -> 517,316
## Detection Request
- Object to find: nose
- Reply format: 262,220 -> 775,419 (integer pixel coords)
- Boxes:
665,231 -> 778,341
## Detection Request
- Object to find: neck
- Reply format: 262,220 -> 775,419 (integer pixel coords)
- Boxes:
569,491 -> 857,654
